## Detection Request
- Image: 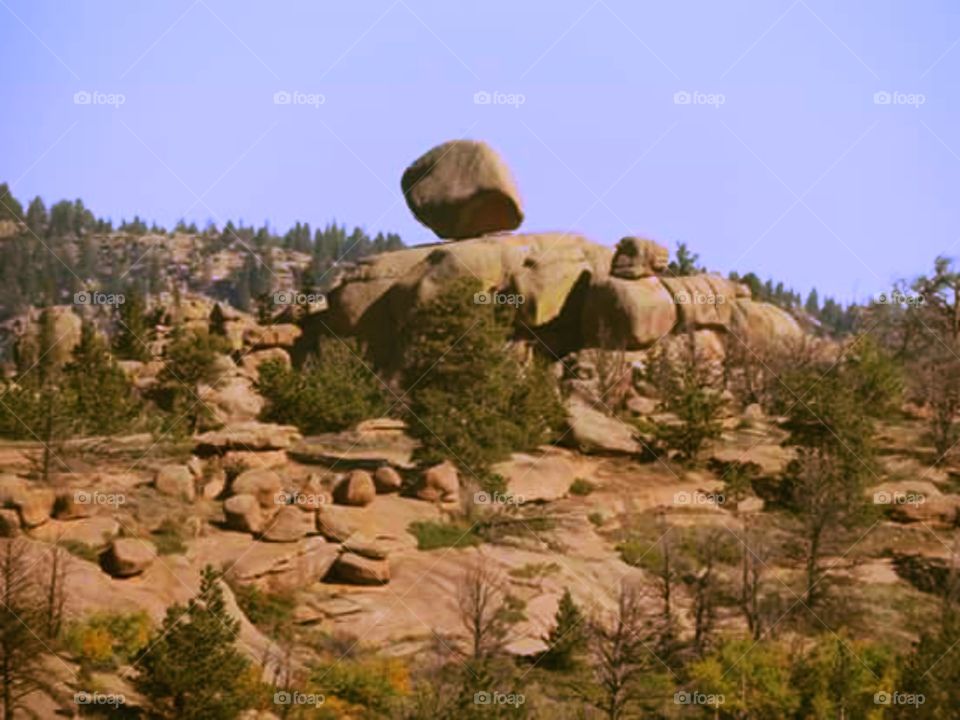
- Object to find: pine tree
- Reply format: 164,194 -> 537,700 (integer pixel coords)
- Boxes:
540,589 -> 587,671
0,540 -> 46,720
401,277 -> 565,473
136,566 -> 256,719
113,289 -> 151,361
63,321 -> 141,435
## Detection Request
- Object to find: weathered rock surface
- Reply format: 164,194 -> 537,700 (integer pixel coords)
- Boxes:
562,396 -> 640,455
334,471 -> 376,507
290,422 -> 419,470
581,276 -> 677,349
401,140 -> 523,239
262,506 -> 312,543
373,466 -> 403,493
315,505 -> 357,542
154,464 -> 196,502
195,422 -> 301,453
417,462 -> 459,502
610,237 -> 669,279
729,300 -> 803,347
659,275 -> 737,330
328,552 -> 390,585
228,537 -> 339,592
224,494 -> 266,534
232,468 -> 285,508
104,538 -> 157,578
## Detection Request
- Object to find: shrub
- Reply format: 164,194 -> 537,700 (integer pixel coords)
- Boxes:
568,478 -> 595,496
258,338 -> 387,434
230,582 -> 295,633
408,520 -> 482,551
64,611 -> 152,670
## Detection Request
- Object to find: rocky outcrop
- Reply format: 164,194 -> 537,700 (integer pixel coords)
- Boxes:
262,506 -> 312,543
659,275 -> 737,331
729,299 -> 803,347
401,140 -> 523,239
290,420 -> 419,470
195,422 -> 301,453
581,276 -> 677,349
232,468 -> 284,508
610,237 -> 668,279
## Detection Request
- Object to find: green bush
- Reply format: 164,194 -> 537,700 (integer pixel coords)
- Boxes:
230,582 -> 296,633
408,520 -> 482,551
568,478 -> 595,496
64,611 -> 152,669
258,338 -> 387,434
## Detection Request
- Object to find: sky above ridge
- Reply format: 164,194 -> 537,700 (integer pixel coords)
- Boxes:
1,0 -> 958,302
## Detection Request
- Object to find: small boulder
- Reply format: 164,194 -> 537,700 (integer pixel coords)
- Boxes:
155,465 -> 196,502
328,552 -> 390,585
223,494 -> 265,534
16,488 -> 55,528
401,139 -> 523,239
104,538 -> 157,578
373,466 -> 403,494
342,534 -> 391,560
232,468 -> 284,507
262,506 -> 312,543
54,491 -> 95,520
333,471 -> 376,507
417,461 -> 459,502
610,237 -> 669,279
315,506 -> 356,543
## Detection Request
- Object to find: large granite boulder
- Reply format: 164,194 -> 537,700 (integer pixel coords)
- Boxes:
581,276 -> 677,349
729,300 -> 803,348
659,275 -> 737,330
562,396 -> 641,455
322,233 -> 611,363
401,140 -> 523,239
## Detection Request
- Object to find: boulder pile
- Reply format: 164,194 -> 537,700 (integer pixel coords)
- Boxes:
315,139 -> 803,366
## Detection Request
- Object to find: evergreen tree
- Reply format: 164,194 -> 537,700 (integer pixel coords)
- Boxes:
540,589 -> 587,671
156,328 -> 229,434
667,242 -> 700,276
63,321 -> 141,435
136,566 -> 256,719
113,288 -> 152,361
401,277 -> 565,473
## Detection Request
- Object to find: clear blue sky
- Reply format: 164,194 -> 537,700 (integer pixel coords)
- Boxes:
1,0 -> 958,301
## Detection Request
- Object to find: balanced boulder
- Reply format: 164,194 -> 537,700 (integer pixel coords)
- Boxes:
401,140 -> 523,239
328,552 -> 390,585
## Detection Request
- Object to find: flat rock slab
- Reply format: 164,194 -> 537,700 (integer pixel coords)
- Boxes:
290,431 -> 419,470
